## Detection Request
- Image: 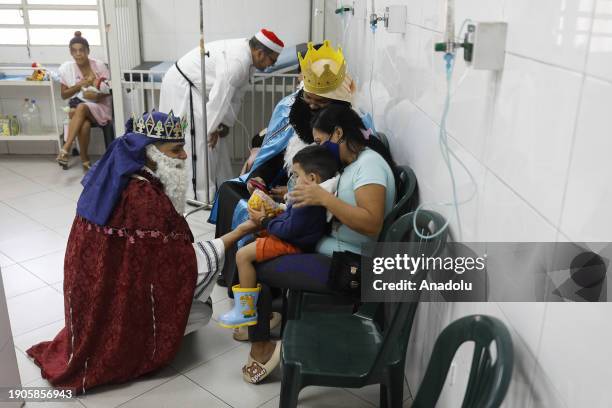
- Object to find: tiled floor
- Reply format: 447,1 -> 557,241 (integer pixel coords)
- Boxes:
0,155 -> 409,408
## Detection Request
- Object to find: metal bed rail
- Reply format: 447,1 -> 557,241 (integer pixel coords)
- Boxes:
120,69 -> 168,116
120,68 -> 300,163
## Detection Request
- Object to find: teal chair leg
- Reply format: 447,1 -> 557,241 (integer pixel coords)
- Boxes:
388,364 -> 405,408
279,363 -> 301,408
380,383 -> 388,408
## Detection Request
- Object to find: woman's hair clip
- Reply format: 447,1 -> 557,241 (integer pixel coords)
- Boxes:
360,128 -> 373,140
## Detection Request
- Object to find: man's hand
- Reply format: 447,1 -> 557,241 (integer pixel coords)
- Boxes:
247,177 -> 265,194
270,185 -> 288,202
236,219 -> 262,235
208,131 -> 220,148
247,206 -> 267,226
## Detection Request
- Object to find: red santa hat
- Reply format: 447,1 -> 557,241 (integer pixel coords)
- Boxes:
255,29 -> 284,54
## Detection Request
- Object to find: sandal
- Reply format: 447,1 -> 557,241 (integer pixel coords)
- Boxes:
242,341 -> 281,384
56,148 -> 69,169
82,160 -> 91,171
233,312 -> 282,342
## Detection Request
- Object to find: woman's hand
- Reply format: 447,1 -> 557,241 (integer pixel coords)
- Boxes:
82,90 -> 98,100
289,179 -> 331,208
270,186 -> 287,202
247,206 -> 267,226
78,75 -> 95,88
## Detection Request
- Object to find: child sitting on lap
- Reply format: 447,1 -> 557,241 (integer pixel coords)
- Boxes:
218,145 -> 339,328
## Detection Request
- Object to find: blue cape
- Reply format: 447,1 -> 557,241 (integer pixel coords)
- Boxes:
207,90 -> 298,224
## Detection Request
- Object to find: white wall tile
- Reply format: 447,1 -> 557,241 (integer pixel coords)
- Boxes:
368,24 -> 423,121
487,55 -> 582,226
140,0 -> 175,35
140,0 -> 311,61
414,29 -> 501,163
421,0 -> 505,33
504,0 -> 595,71
329,3 -> 611,407
478,171 -> 558,242
587,0 -> 612,80
561,77 -> 612,241
142,33 -> 178,61
536,303 -> 612,408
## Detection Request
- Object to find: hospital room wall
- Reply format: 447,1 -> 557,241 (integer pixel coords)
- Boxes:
139,0 -> 311,61
328,0 -> 612,407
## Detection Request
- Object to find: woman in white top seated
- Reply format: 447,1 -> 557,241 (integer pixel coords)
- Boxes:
56,31 -> 112,170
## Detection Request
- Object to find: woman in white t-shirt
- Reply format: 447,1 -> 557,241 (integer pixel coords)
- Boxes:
56,31 -> 112,170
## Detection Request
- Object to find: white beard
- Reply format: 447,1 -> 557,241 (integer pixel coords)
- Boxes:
145,144 -> 188,214
283,134 -> 312,171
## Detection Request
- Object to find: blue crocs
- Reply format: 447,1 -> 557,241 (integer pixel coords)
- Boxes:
218,284 -> 261,329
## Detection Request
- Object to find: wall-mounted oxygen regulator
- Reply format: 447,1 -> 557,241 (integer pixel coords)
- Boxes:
335,3 -> 408,34
435,22 -> 508,71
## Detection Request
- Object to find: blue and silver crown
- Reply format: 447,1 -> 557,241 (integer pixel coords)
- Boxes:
132,110 -> 187,141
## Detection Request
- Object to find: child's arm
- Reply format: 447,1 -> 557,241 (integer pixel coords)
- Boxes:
262,206 -> 321,242
248,205 -> 295,241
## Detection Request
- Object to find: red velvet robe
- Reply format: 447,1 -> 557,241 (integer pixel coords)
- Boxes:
27,171 -> 197,393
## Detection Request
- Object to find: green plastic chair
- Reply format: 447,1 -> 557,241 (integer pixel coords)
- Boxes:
411,315 -> 514,408
379,165 -> 418,241
280,211 -> 447,408
374,131 -> 390,152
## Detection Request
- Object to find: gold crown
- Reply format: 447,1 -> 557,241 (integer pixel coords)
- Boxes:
298,40 -> 346,94
132,110 -> 187,140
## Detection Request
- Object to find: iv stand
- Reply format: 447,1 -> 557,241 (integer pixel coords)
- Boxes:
186,0 -> 212,211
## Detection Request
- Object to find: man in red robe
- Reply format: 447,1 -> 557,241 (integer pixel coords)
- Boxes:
27,111 -> 240,393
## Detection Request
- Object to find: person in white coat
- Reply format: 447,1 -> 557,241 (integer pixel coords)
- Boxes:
159,29 -> 284,201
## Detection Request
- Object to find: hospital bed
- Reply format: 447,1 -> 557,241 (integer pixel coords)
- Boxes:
120,44 -> 304,163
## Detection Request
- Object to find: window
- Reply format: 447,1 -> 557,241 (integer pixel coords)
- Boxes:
0,0 -> 101,46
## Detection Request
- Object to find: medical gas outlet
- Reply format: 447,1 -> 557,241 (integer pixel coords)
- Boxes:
369,5 -> 407,34
435,22 -> 508,71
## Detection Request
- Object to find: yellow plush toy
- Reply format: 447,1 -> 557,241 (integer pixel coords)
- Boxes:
26,62 -> 47,81
247,189 -> 284,218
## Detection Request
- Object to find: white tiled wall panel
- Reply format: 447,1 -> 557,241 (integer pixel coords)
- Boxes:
331,0 -> 612,406
140,0 -> 311,62
560,77 -> 612,241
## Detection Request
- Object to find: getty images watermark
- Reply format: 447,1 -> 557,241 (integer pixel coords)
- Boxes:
360,242 -> 610,302
372,252 -> 486,291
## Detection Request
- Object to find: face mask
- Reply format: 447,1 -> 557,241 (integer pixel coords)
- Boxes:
321,140 -> 341,165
